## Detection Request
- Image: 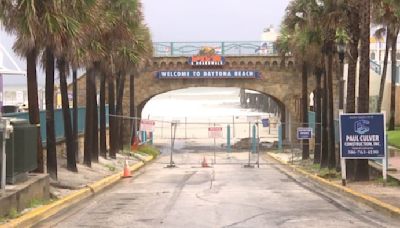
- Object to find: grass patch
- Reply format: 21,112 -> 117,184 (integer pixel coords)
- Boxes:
387,129 -> 400,149
0,216 -> 6,224
296,159 -> 341,180
29,198 -> 48,208
7,208 -> 18,219
137,145 -> 160,158
0,208 -> 19,224
103,164 -> 116,172
374,176 -> 400,187
0,198 -> 52,224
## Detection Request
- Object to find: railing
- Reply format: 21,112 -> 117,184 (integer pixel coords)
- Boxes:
3,106 -> 109,143
153,41 -> 277,57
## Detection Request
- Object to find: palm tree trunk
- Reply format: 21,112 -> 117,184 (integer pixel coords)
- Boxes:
321,62 -> 329,168
376,28 -> 391,112
326,46 -> 336,169
314,68 -> 322,164
100,70 -> 107,158
355,0 -> 371,181
91,65 -> 99,162
116,72 -> 126,150
72,69 -> 78,162
345,0 -> 360,180
84,68 -> 93,167
301,61 -> 309,160
346,41 -> 359,180
58,57 -> 77,172
27,48 -> 44,173
130,72 -> 136,144
108,73 -> 117,158
45,47 -> 57,180
389,29 -> 399,130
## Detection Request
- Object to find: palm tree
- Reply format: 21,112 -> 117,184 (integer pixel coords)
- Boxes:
373,0 -> 400,130
59,0 -> 97,170
387,0 -> 400,130
355,0 -> 371,181
44,46 -> 58,179
345,0 -> 360,114
281,0 -> 313,160
58,58 -> 77,171
72,69 -> 79,161
99,67 -> 107,158
38,0 -> 93,178
342,0 -> 360,180
313,66 -> 323,164
1,0 -> 44,173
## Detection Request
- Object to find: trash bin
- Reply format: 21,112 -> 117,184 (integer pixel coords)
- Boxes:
0,118 -> 38,184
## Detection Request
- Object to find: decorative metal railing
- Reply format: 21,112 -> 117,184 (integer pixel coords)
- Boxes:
153,41 -> 277,57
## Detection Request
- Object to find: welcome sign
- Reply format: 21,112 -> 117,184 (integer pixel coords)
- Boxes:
189,55 -> 225,66
156,70 -> 260,79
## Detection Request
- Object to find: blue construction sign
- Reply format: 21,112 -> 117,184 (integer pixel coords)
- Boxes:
297,127 -> 313,140
261,118 -> 270,127
340,113 -> 386,158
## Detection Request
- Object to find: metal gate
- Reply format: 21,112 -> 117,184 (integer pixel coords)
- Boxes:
150,115 -> 279,167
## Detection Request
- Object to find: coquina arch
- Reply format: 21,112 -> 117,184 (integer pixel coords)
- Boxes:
127,56 -> 318,142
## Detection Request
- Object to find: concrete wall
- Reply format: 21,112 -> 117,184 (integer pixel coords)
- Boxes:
0,174 -> 49,217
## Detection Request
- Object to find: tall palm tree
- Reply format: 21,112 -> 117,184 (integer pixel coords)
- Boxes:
99,67 -> 107,158
1,0 -> 44,173
313,66 -> 323,164
386,0 -> 400,130
281,0 -> 313,160
355,0 -> 371,181
58,57 -> 77,171
372,0 -> 400,120
38,0 -> 92,178
343,0 -> 361,179
59,0 -> 97,169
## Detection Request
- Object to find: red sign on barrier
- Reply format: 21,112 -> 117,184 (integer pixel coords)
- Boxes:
140,120 -> 155,132
208,127 -> 223,138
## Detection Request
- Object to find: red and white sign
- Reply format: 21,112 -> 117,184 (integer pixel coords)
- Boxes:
140,120 -> 155,132
208,127 -> 223,138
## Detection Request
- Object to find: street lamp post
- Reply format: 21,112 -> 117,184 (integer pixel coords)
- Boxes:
337,41 -> 346,112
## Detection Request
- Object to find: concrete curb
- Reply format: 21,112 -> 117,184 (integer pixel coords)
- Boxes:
1,156 -> 154,228
267,153 -> 400,218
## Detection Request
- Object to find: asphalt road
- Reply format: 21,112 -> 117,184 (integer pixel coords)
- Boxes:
37,150 -> 400,228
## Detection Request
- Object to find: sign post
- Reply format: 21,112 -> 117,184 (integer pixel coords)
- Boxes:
208,125 -> 222,164
297,127 -> 313,140
262,118 -> 270,134
339,113 -> 386,186
140,119 -> 155,133
166,121 -> 178,168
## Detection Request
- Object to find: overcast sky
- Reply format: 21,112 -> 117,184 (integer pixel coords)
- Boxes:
0,0 -> 290,86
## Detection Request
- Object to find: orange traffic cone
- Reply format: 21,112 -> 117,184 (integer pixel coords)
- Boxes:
201,156 -> 210,168
130,136 -> 140,152
122,159 -> 132,178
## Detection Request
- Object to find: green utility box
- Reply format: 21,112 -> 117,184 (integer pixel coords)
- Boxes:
0,118 -> 38,184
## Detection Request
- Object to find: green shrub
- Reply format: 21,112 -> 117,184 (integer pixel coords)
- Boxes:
138,145 -> 160,158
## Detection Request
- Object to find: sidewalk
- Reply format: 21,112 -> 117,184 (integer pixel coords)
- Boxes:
267,151 -> 400,210
388,146 -> 400,180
